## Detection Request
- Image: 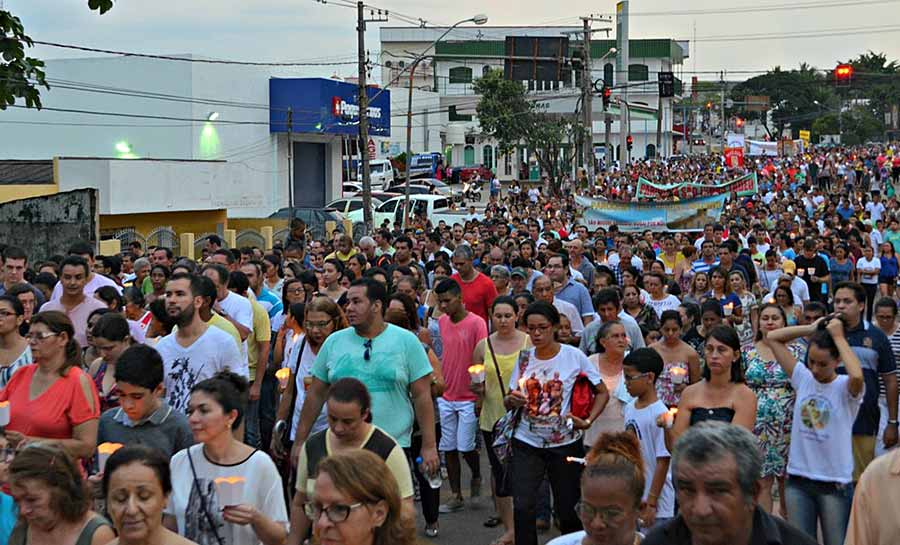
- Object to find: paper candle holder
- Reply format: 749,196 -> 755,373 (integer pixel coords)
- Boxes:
97,442 -> 124,473
0,401 -> 9,427
215,476 -> 246,507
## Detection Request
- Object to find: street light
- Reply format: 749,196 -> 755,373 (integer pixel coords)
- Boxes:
401,14 -> 488,228
207,111 -> 220,121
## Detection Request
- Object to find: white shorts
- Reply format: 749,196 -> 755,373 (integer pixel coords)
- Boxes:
437,398 -> 478,452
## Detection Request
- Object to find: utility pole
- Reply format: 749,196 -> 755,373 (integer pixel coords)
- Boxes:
581,17 -> 593,186
720,70 -> 726,153
356,2 -> 387,235
287,108 -> 294,223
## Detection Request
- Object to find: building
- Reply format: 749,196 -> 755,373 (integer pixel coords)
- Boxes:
0,55 -> 390,221
379,26 -> 688,179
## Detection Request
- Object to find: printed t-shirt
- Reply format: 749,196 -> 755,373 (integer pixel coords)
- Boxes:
624,400 -> 675,518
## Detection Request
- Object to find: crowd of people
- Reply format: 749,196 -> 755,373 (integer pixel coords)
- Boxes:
0,142 -> 899,545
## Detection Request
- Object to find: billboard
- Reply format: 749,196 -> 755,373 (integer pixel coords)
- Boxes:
576,194 -> 727,232
504,36 -> 570,82
269,78 -> 391,136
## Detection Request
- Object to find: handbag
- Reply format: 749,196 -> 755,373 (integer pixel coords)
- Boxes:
490,346 -> 529,497
569,372 -> 596,420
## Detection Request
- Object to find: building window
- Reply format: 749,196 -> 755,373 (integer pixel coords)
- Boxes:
399,61 -> 405,68
482,145 -> 494,170
629,64 -> 649,81
604,63 -> 614,86
646,143 -> 656,159
449,105 -> 472,122
449,66 -> 473,84
504,152 -> 512,176
482,65 -> 492,77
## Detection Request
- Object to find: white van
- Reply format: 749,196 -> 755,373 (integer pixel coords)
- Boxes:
357,159 -> 394,190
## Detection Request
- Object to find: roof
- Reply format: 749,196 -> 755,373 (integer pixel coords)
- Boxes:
435,39 -> 686,62
0,160 -> 54,185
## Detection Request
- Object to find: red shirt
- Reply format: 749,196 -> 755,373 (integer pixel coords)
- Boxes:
0,365 -> 100,440
450,272 -> 498,324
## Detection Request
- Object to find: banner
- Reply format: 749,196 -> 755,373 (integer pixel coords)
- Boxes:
635,173 -> 757,200
576,194 -> 728,232
724,147 -> 744,168
748,140 -> 777,156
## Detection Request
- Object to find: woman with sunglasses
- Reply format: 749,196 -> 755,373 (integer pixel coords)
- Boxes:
0,311 -> 99,461
165,371 -> 288,545
308,449 -> 415,545
547,432 -> 647,545
0,295 -> 31,389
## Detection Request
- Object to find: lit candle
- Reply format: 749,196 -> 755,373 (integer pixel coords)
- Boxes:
214,476 -> 246,508
468,364 -> 486,384
670,367 -> 688,385
663,408 -> 678,429
275,368 -> 291,390
723,302 -> 734,316
566,456 -> 587,465
97,442 -> 123,473
0,401 -> 9,427
518,377 -> 527,391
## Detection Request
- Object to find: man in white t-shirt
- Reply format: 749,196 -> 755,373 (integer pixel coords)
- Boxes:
155,274 -> 245,413
201,264 -> 253,364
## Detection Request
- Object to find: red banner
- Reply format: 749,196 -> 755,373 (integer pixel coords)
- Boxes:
724,147 -> 744,168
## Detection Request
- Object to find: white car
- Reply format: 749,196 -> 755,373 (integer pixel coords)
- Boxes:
356,159 -> 394,190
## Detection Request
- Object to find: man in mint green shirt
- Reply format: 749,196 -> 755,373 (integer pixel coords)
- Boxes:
884,218 -> 900,255
292,278 -> 440,474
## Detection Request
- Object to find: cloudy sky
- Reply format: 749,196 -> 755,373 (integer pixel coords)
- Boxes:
8,0 -> 900,83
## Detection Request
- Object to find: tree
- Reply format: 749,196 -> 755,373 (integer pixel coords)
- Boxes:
474,69 -> 579,195
0,1 -> 113,109
840,51 -> 900,139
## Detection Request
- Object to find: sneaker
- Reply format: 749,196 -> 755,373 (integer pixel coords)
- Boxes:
470,477 -> 482,498
439,497 -> 465,513
425,524 -> 439,537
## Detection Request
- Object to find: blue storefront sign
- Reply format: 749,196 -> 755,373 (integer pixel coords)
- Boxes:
269,78 -> 390,136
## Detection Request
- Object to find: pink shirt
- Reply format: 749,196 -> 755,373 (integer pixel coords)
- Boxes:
41,296 -> 108,348
438,312 -> 488,402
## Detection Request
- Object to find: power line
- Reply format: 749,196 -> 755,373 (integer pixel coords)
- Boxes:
31,40 -> 359,67
617,0 -> 900,17
686,24 -> 900,43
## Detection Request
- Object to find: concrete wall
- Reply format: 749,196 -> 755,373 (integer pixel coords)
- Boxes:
0,189 -> 98,259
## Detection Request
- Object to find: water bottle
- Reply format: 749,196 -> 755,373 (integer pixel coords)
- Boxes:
416,456 -> 442,489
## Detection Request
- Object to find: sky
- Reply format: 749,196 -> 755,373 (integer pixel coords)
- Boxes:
7,0 -> 900,84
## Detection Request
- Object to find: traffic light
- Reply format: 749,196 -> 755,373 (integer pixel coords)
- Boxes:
835,64 -> 853,86
626,134 -> 633,152
602,86 -> 612,109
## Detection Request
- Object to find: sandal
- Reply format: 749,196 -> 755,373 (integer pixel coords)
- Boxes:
483,516 -> 502,528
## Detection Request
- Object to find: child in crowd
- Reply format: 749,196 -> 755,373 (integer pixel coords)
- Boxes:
622,348 -> 675,529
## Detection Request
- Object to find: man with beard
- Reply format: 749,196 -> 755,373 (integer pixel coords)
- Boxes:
154,273 -> 244,413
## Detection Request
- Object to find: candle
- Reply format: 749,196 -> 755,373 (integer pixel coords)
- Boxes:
97,442 -> 123,473
518,377 -> 527,391
566,456 -> 587,465
303,376 -> 313,391
670,367 -> 688,385
468,364 -> 486,384
0,401 -> 9,427
663,408 -> 678,429
275,368 -> 291,390
723,302 -> 734,316
214,476 -> 246,508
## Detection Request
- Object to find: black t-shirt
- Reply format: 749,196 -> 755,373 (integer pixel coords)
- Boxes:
643,508 -> 818,545
794,254 -> 829,301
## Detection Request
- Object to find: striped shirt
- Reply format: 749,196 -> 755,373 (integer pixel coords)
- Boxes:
879,327 -> 900,400
691,258 -> 720,275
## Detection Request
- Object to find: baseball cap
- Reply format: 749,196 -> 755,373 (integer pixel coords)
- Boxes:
511,267 -> 528,279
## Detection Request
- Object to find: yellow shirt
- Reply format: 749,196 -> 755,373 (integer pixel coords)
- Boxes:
479,336 -> 529,432
246,299 -> 272,381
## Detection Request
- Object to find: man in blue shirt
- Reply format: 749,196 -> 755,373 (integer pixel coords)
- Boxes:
831,282 -> 898,481
548,253 -> 594,325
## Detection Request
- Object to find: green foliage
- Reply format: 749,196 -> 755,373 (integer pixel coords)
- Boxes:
475,70 -> 579,193
0,1 -> 113,110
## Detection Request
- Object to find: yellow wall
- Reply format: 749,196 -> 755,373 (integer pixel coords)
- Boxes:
228,218 -> 289,233
0,184 -> 58,203
100,209 -> 228,236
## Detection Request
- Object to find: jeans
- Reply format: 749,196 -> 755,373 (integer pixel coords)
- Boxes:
405,427 -> 442,525
785,475 -> 853,545
245,399 -> 260,448
511,438 -> 584,545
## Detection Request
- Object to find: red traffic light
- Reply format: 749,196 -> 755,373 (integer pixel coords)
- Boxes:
735,117 -> 744,127
835,64 -> 853,79
626,135 -> 633,144
603,87 -> 612,99
706,101 -> 713,109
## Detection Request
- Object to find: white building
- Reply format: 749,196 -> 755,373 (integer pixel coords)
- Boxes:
380,26 -> 689,179
0,55 -> 391,217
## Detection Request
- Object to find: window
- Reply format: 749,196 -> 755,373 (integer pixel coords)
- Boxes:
483,145 -> 494,170
604,63 -> 614,86
629,64 -> 649,81
399,61 -> 405,68
482,65 -> 492,77
434,198 -> 449,210
378,200 -> 398,213
645,144 -> 656,159
464,145 -> 476,166
348,201 -> 364,212
449,66 -> 473,84
449,105 -> 472,122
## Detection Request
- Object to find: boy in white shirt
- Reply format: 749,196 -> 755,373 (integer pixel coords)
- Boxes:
622,347 -> 675,529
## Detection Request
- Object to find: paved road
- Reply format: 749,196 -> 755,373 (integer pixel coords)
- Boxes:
413,448 -> 564,545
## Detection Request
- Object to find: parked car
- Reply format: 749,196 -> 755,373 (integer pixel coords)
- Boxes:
327,196 -> 385,236
386,178 -> 455,198
343,182 -> 363,194
267,207 -> 346,242
356,158 -> 394,189
373,194 -> 482,228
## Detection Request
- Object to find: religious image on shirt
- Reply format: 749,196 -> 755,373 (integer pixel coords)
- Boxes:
168,357 -> 203,413
186,478 -> 225,545
799,395 -> 832,436
522,370 -> 570,443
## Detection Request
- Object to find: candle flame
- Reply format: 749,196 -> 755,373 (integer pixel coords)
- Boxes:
518,377 -> 527,390
0,401 -> 9,408
214,476 -> 246,485
670,368 -> 687,376
468,365 -> 485,373
98,442 -> 124,455
275,368 -> 291,380
668,408 -> 678,416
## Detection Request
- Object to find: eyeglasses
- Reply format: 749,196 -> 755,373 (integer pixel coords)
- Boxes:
623,372 -> 648,382
305,320 -> 333,330
575,502 -> 625,524
363,339 -> 373,361
25,331 -> 59,342
0,448 -> 14,462
304,501 -> 364,523
288,288 -> 305,295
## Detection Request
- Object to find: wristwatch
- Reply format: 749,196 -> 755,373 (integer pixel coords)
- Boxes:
888,420 -> 899,426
